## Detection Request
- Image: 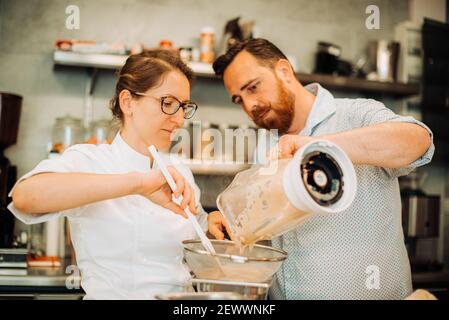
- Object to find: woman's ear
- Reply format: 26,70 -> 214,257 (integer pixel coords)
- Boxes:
274,59 -> 295,83
119,89 -> 134,117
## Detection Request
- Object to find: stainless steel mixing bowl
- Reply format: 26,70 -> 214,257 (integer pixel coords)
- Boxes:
182,240 -> 287,283
155,292 -> 245,300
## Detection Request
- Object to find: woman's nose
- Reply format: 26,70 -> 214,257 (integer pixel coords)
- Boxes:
170,108 -> 184,126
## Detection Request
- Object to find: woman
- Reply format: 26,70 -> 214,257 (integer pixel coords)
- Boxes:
9,50 -> 227,299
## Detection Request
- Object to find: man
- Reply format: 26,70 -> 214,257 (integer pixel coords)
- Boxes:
208,38 -> 434,300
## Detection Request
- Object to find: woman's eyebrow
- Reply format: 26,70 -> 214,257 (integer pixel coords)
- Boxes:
160,93 -> 182,101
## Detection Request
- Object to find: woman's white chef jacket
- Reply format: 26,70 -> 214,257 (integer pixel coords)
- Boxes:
8,133 -> 208,299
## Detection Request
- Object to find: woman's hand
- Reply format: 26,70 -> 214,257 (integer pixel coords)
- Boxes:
208,211 -> 233,240
136,166 -> 197,218
268,135 -> 315,160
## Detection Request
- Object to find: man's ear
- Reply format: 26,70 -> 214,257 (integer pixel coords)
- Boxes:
119,89 -> 134,117
274,59 -> 295,83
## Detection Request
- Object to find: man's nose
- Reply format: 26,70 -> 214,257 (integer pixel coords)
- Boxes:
243,97 -> 259,114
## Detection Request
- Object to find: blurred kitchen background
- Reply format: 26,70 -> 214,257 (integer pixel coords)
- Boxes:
1,0 -> 449,299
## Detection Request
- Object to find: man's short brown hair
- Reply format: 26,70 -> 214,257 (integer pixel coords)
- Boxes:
213,38 -> 288,76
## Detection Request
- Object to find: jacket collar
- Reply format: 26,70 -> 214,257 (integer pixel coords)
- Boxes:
299,83 -> 336,136
112,132 -> 153,172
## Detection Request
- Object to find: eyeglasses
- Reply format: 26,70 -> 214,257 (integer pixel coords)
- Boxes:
133,92 -> 198,119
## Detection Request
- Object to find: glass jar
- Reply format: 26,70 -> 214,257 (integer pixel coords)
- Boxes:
179,47 -> 193,63
51,115 -> 84,153
200,27 -> 215,64
29,223 -> 45,256
86,119 -> 116,144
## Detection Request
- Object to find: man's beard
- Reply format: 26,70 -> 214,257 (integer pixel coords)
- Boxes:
251,79 -> 295,135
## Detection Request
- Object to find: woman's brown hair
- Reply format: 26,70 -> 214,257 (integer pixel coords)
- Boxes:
110,50 -> 195,123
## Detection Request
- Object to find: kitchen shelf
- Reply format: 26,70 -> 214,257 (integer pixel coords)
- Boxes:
295,73 -> 420,98
53,50 -> 420,98
53,50 -> 215,75
195,70 -> 420,97
53,50 -> 127,69
181,159 -> 251,176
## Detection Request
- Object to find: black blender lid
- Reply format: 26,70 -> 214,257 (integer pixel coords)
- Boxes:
301,151 -> 344,206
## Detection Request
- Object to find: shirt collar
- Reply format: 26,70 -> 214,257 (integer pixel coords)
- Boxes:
299,83 -> 336,136
112,132 -> 152,171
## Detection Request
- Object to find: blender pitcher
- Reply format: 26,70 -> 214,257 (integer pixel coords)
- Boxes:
216,140 -> 357,245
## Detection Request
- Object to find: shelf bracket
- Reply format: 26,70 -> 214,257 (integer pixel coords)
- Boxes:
83,68 -> 98,129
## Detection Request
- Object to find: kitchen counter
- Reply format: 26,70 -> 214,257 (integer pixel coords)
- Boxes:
412,271 -> 449,300
412,270 -> 449,283
0,267 -> 81,287
2,268 -> 447,299
0,266 -> 84,299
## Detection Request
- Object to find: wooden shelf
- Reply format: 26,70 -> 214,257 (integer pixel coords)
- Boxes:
195,71 -> 420,98
53,50 -> 420,98
295,73 -> 420,98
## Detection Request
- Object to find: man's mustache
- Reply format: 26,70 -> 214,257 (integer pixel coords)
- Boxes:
251,105 -> 270,121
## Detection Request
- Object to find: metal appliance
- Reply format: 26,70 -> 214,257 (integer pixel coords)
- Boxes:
314,42 -> 353,77
0,248 -> 27,269
366,40 -> 400,82
394,21 -> 423,84
314,42 -> 341,75
400,171 -> 442,271
0,92 -> 22,249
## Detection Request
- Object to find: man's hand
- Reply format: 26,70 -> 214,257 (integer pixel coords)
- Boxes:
268,135 -> 315,160
207,211 -> 234,240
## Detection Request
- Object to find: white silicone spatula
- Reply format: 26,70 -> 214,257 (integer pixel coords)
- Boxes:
148,145 -> 217,255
